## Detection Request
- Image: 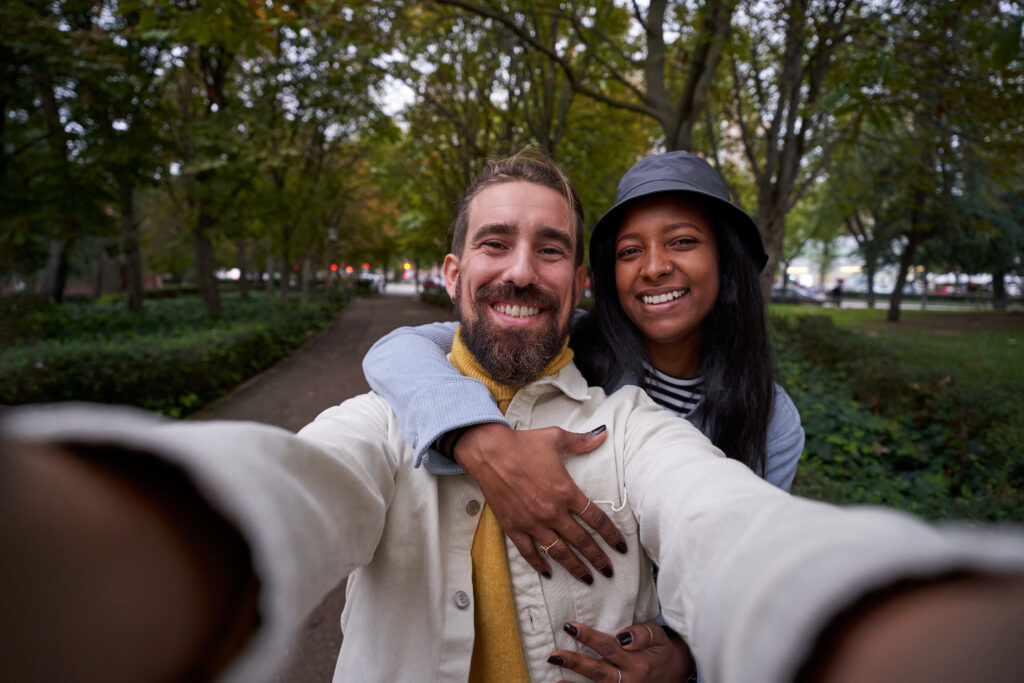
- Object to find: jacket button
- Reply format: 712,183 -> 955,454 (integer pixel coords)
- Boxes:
466,499 -> 481,516
454,591 -> 471,608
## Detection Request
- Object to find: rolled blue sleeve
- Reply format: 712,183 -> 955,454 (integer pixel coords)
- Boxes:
362,321 -> 508,472
763,384 -> 805,492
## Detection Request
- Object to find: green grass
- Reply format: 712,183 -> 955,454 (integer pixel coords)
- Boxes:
771,305 -> 1023,397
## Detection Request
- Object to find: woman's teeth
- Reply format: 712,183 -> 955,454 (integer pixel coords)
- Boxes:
495,304 -> 539,318
641,290 -> 685,305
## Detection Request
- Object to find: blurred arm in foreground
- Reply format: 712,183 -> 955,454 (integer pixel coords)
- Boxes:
3,418 -> 1023,683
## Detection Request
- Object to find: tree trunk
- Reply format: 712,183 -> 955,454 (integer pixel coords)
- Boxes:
279,247 -> 290,305
41,238 -> 69,303
192,225 -> 221,315
265,254 -> 276,298
887,230 -> 922,322
993,269 -> 1008,310
119,180 -> 144,313
757,203 -> 787,302
93,246 -> 106,299
865,258 -> 877,309
300,252 -> 315,307
236,238 -> 249,300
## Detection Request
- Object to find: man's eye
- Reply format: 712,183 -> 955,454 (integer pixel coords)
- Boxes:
481,240 -> 507,250
539,246 -> 566,256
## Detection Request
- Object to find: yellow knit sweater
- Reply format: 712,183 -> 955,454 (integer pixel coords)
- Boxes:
449,327 -> 574,682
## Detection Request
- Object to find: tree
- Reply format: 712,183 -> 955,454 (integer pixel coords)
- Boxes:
719,0 -> 869,297
434,0 -> 734,152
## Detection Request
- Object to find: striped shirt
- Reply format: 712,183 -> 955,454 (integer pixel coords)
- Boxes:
642,362 -> 704,418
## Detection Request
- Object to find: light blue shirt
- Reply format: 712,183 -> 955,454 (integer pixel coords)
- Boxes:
362,318 -> 804,490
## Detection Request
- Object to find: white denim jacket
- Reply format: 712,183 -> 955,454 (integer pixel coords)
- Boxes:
7,372 -> 1024,683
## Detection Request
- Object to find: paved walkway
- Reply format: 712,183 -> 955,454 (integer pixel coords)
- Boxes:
192,291 -> 453,682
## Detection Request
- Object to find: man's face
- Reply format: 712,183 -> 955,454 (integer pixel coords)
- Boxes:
443,180 -> 586,385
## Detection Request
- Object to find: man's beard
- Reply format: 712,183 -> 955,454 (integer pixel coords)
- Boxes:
456,279 -> 570,386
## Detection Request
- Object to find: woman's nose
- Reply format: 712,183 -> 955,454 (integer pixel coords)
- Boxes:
641,250 -> 673,279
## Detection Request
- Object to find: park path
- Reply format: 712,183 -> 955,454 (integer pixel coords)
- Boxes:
192,291 -> 453,682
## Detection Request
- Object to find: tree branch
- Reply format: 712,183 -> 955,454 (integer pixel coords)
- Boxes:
432,0 -> 660,119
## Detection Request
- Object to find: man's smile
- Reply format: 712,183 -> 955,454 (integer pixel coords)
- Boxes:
492,303 -> 541,319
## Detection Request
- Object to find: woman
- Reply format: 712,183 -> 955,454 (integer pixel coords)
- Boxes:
363,151 -> 804,680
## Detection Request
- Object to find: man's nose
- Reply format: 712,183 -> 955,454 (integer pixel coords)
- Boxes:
502,244 -> 541,287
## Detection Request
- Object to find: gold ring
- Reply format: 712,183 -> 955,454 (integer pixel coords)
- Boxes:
540,538 -> 561,554
578,500 -> 592,516
645,624 -> 655,644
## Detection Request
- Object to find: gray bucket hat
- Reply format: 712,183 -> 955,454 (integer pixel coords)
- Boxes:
591,151 -> 768,271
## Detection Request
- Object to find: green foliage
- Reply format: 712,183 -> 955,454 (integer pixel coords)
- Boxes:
773,313 -> 1024,521
0,292 -> 348,417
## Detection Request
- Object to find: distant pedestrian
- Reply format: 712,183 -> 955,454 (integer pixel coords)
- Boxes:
830,279 -> 844,308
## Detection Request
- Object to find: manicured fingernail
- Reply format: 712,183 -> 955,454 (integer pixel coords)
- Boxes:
581,573 -> 593,585
547,655 -> 565,666
615,541 -> 628,554
589,425 -> 607,435
600,565 -> 614,578
616,631 -> 633,646
541,571 -> 552,579
563,623 -> 579,638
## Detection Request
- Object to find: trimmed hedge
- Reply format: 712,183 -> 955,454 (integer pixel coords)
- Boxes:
420,290 -> 454,311
1,292 -> 348,417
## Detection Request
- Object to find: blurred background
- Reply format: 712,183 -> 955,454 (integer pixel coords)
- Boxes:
2,1 -> 1023,523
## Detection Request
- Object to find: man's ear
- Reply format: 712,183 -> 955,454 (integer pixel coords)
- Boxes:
572,265 -> 586,307
442,253 -> 460,301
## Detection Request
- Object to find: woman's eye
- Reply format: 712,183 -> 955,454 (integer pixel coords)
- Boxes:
616,247 -> 641,259
671,237 -> 697,248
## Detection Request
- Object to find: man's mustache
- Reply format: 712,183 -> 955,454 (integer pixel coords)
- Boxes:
473,283 -> 560,311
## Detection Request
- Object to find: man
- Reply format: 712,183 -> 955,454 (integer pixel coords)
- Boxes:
3,151 -> 1024,683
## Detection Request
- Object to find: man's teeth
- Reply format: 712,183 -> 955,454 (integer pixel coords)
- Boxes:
641,290 -> 685,305
495,303 -> 539,318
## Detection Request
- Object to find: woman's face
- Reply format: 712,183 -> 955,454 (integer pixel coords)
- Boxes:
613,195 -> 719,377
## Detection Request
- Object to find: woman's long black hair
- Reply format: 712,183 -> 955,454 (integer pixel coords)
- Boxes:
574,195 -> 775,476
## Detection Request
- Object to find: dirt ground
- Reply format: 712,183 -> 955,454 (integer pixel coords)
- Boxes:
192,292 -> 453,682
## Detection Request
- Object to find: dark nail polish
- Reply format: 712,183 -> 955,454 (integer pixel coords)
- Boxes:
547,655 -> 565,666
563,623 -> 579,638
541,571 -> 552,579
615,541 -> 628,554
600,565 -> 614,578
616,631 -> 633,646
581,573 -> 594,585
589,424 -> 607,435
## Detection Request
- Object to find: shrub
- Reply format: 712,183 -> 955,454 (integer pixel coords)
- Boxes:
420,290 -> 454,311
772,314 -> 1024,521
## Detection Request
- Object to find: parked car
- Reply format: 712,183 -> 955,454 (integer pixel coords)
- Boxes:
771,281 -> 825,305
356,272 -> 386,293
